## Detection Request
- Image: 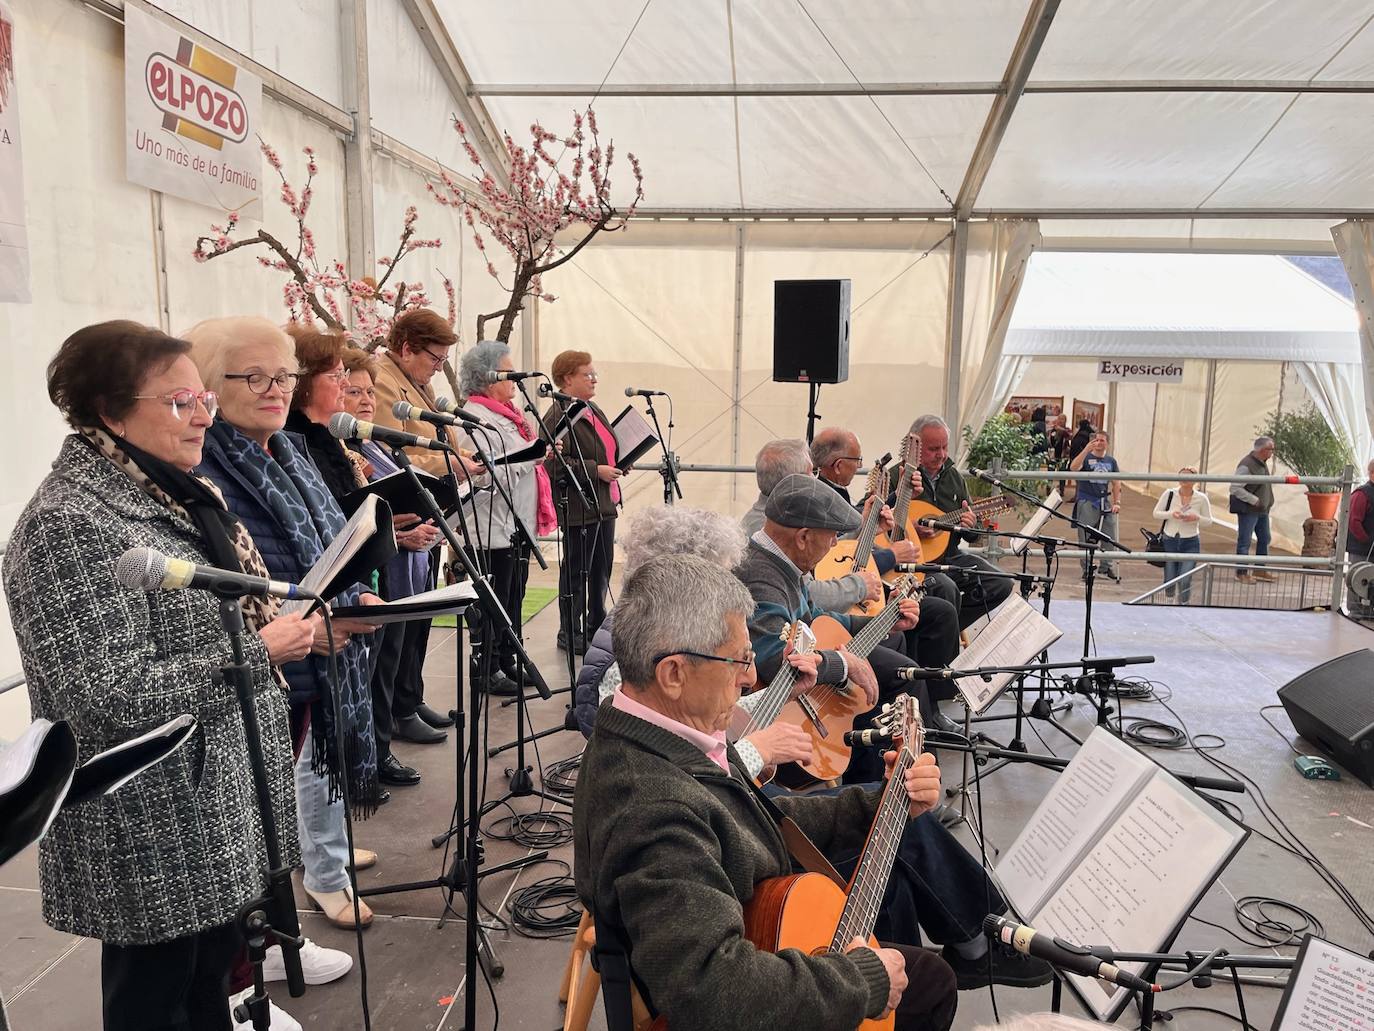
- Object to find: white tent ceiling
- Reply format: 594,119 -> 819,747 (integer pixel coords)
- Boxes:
432,0 -> 1374,245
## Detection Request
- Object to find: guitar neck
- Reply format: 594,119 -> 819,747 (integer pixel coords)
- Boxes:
829,747 -> 915,950
851,505 -> 883,567
742,662 -> 799,735
847,587 -> 911,657
888,464 -> 916,542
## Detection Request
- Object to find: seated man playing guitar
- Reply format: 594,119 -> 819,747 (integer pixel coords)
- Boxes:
904,415 -> 1014,629
574,552 -> 958,1031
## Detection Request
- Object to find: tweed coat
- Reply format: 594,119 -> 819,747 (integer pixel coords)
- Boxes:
1,435 -> 299,945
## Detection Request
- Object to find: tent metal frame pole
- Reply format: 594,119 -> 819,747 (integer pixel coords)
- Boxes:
340,0 -> 376,301
944,218 -> 969,432
1200,358 -> 1218,473
469,79 -> 1374,99
729,224 -> 746,503
631,207 -> 1374,221
396,0 -> 511,189
955,0 -> 1060,218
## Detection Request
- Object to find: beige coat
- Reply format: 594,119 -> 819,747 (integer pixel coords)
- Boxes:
370,350 -> 453,477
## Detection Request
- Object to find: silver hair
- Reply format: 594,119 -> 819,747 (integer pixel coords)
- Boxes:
613,554 -> 755,687
909,414 -> 949,436
755,438 -> 812,494
809,429 -> 853,470
622,506 -> 748,577
458,339 -> 509,399
972,1015 -> 1105,1031
1254,435 -> 1275,451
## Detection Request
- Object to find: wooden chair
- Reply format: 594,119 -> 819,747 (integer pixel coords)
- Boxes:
559,910 -> 653,1031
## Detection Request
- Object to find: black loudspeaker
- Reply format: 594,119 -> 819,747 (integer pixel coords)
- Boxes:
1277,649 -> 1374,787
772,279 -> 851,384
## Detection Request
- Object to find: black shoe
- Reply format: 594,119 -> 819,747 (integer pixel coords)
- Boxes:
472,668 -> 521,697
500,663 -> 539,689
394,713 -> 448,745
415,702 -> 454,729
1103,569 -> 1121,582
377,790 -> 392,806
557,632 -> 588,656
928,708 -> 962,734
930,803 -> 962,829
941,944 -> 1056,990
379,753 -> 421,786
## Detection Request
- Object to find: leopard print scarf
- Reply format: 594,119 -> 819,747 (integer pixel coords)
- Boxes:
79,425 -> 283,638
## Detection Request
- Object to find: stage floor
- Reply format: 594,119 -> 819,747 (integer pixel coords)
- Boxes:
3,586 -> 1372,1030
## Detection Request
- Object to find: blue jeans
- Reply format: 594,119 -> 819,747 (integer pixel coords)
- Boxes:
295,734 -> 351,894
1235,510 -> 1271,572
1162,534 -> 1201,603
1075,499 -> 1120,576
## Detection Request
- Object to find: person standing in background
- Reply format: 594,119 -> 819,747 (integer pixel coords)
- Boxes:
1229,436 -> 1276,584
1152,468 -> 1212,603
1069,431 -> 1122,581
1345,459 -> 1374,563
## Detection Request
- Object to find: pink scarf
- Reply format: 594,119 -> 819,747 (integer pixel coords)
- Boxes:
466,393 -> 559,536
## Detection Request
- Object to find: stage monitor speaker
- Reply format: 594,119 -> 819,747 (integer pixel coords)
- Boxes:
1277,649 -> 1374,787
773,279 -> 850,384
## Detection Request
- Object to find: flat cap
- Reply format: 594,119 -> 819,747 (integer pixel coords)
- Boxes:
765,473 -> 862,532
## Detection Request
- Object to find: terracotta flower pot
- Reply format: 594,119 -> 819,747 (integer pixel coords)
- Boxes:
1306,491 -> 1340,521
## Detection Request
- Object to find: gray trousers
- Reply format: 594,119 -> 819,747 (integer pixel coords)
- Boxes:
1075,500 -> 1121,575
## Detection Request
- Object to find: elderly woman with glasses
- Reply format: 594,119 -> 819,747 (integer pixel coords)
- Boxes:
3,321 -> 312,1030
339,347 -> 445,782
541,349 -> 621,655
453,341 -> 559,695
187,316 -> 383,938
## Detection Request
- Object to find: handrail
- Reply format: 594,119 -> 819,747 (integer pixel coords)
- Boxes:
0,673 -> 25,697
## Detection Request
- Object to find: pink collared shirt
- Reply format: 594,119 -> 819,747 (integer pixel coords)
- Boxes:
612,687 -> 730,773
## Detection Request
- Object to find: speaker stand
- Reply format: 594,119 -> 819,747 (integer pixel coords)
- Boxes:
805,381 -> 822,444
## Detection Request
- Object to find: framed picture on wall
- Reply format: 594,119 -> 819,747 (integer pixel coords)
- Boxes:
1005,395 -> 1064,424
1072,399 -> 1106,431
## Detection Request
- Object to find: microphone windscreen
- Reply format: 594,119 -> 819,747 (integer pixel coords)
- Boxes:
435,397 -> 457,413
328,412 -> 357,440
115,547 -> 164,591
391,399 -> 412,420
624,386 -> 635,397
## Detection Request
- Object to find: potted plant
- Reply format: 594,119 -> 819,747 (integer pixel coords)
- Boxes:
1257,404 -> 1354,521
961,413 -> 1042,501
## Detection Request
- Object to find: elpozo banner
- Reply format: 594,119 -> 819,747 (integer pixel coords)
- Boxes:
124,4 -> 262,217
0,0 -> 30,304
1095,359 -> 1185,384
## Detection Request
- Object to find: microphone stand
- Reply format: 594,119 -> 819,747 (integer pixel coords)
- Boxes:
214,596 -> 308,1030
639,392 -> 681,504
358,447 -> 549,1031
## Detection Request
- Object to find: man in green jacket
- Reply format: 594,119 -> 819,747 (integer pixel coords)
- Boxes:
574,552 -> 958,1031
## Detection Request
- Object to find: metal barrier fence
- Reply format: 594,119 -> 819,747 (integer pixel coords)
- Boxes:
1130,562 -> 1334,611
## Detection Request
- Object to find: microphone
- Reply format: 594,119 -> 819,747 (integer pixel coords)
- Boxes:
538,382 -> 577,403
116,546 -> 310,601
983,915 -> 1157,993
843,728 -> 895,748
488,370 -> 542,383
895,666 -> 960,681
967,467 -> 1002,486
394,398 -> 493,429
624,386 -> 668,397
329,411 -> 451,452
893,562 -> 965,575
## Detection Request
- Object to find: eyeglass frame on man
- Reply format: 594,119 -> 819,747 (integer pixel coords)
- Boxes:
223,371 -> 301,395
650,648 -> 756,672
133,389 -> 218,420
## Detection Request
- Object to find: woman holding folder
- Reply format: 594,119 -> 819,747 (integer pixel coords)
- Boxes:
541,349 -> 622,656
456,341 -> 559,695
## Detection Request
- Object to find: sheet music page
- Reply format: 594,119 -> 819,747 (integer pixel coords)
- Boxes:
0,719 -> 55,799
1275,938 -> 1374,1031
280,494 -> 379,614
997,728 -> 1156,917
1034,771 -> 1247,1019
951,595 -> 1063,713
75,714 -> 197,797
1011,490 -> 1063,555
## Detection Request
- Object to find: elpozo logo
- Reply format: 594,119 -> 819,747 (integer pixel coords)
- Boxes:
145,39 -> 248,151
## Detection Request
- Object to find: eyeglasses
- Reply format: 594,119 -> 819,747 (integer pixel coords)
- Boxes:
651,648 -> 756,672
835,455 -> 863,464
134,389 -> 218,420
419,347 -> 450,367
576,369 -> 599,381
224,372 -> 300,395
324,367 -> 349,384
343,386 -> 376,400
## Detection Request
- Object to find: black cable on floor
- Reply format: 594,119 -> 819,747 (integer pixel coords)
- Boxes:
543,752 -> 581,798
506,861 -> 583,939
484,806 -> 574,849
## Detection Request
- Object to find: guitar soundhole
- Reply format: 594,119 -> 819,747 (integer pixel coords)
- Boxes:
838,556 -> 853,565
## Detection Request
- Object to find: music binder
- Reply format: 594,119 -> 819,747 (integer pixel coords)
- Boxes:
995,728 -> 1248,1021
329,582 -> 478,625
609,405 -> 660,473
1270,934 -> 1374,1030
949,594 -> 1063,714
280,494 -> 398,615
340,467 -> 462,518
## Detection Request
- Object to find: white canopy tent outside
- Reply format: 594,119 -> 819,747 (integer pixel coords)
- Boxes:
1003,251 -> 1367,548
7,0 -> 1374,713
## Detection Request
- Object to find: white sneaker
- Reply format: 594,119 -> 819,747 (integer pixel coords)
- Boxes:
228,986 -> 303,1031
261,937 -> 354,985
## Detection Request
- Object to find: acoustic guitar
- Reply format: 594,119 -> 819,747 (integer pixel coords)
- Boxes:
728,621 -> 817,785
908,493 -> 1014,563
875,433 -> 921,584
741,694 -> 926,1031
773,575 -> 923,785
813,454 -> 892,617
